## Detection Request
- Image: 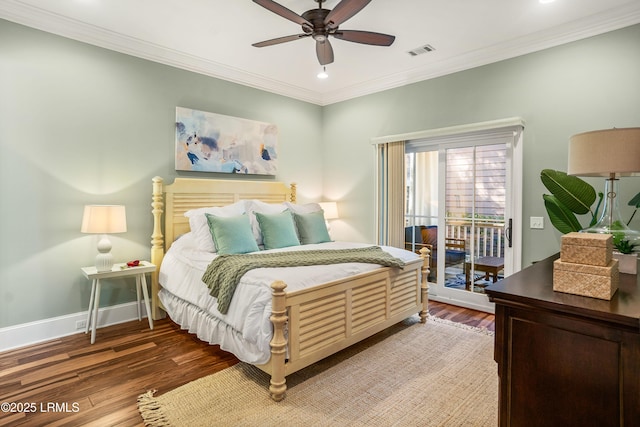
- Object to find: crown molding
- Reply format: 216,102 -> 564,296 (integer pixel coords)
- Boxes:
318,3 -> 640,105
0,0 -> 325,104
2,0 -> 640,106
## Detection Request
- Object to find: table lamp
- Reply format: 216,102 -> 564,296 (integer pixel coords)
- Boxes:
568,128 -> 640,248
81,205 -> 127,272
319,201 -> 339,230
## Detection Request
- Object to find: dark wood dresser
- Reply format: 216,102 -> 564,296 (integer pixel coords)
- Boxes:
485,254 -> 640,427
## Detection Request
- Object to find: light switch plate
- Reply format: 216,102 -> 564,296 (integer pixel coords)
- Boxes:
530,216 -> 544,229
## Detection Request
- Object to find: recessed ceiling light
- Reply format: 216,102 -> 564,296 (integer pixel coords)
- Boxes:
539,0 -> 555,4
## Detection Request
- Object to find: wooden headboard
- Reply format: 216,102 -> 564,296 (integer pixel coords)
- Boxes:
150,176 -> 296,319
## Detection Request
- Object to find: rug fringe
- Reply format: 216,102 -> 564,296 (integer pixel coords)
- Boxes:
427,314 -> 494,336
138,389 -> 171,427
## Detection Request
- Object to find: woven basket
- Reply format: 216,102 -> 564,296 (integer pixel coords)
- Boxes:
560,232 -> 612,266
553,259 -> 619,300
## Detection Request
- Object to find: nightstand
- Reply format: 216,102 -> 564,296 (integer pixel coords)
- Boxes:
81,261 -> 156,344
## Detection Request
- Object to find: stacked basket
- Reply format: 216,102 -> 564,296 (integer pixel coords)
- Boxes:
553,232 -> 619,300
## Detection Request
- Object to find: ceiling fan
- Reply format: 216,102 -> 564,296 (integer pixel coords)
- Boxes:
252,0 -> 395,66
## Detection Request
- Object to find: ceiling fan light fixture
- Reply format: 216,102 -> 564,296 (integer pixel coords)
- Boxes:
317,66 -> 329,79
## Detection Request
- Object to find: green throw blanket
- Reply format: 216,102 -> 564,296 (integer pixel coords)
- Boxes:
202,246 -> 406,314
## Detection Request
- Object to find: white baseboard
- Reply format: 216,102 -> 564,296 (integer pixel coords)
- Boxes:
0,301 -> 149,353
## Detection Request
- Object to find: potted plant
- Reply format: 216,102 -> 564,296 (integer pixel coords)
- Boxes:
540,169 -> 640,273
613,238 -> 637,254
611,227 -> 639,274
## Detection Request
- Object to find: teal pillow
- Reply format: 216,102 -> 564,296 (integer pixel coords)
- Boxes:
294,211 -> 332,244
255,210 -> 301,250
205,213 -> 259,254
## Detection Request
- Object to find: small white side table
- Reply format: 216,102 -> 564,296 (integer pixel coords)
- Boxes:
80,261 -> 156,344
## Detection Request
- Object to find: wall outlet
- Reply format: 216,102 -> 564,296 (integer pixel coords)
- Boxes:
75,320 -> 87,330
530,216 -> 544,229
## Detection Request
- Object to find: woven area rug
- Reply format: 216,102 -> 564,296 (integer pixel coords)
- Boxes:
138,316 -> 498,426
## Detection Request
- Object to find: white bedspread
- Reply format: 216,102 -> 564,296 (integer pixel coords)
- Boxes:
158,233 -> 420,364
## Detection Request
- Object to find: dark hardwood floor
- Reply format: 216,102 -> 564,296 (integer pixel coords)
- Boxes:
0,301 -> 494,426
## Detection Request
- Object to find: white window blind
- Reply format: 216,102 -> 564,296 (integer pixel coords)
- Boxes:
444,144 -> 507,219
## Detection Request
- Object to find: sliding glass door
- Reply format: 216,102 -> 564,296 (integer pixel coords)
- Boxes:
405,127 -> 522,313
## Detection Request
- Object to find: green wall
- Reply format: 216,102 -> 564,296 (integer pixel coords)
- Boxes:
0,19 -> 322,328
1,17 -> 639,330
322,24 -> 640,267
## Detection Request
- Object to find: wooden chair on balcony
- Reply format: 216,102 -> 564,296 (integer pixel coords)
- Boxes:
405,225 -> 430,253
405,226 -> 466,281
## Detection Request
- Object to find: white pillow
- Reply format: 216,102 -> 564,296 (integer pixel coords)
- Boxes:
284,201 -> 322,214
184,200 -> 246,252
246,200 -> 288,246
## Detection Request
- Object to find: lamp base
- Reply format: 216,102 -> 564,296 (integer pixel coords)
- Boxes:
95,235 -> 114,272
581,178 -> 639,254
95,253 -> 114,272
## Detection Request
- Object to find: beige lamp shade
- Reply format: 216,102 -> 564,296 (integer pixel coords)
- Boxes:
81,205 -> 127,234
568,128 -> 640,177
319,202 -> 339,220
567,128 -> 640,255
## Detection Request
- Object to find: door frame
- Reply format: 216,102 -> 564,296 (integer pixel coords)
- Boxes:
432,131 -> 523,313
373,118 -> 524,313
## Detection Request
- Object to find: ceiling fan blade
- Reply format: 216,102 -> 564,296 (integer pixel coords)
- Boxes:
252,34 -> 310,48
316,39 -> 334,65
324,0 -> 372,29
333,30 -> 395,46
253,0 -> 312,27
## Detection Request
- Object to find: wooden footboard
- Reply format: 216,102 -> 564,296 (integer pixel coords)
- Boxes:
258,251 -> 429,401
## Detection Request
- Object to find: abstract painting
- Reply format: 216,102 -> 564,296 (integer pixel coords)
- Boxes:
175,107 -> 278,175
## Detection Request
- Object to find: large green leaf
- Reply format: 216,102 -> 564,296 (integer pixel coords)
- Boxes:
543,194 -> 583,234
540,169 -> 596,215
627,191 -> 640,225
628,191 -> 640,208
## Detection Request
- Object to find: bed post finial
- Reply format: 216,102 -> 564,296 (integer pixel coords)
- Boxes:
151,176 -> 165,320
289,183 -> 297,203
419,247 -> 430,323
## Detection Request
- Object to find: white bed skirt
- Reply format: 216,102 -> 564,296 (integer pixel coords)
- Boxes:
159,289 -> 272,364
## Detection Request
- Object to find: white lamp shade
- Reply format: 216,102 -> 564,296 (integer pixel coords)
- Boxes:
319,202 -> 339,220
568,128 -> 640,177
81,205 -> 126,272
81,205 -> 127,234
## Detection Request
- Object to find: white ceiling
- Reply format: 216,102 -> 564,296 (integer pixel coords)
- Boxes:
2,0 -> 640,105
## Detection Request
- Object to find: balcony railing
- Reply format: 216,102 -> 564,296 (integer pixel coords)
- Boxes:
406,216 -> 505,259
446,219 -> 505,259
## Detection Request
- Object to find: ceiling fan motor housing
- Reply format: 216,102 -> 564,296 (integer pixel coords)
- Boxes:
302,8 -> 332,41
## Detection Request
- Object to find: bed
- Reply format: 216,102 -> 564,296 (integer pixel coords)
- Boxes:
150,176 -> 430,401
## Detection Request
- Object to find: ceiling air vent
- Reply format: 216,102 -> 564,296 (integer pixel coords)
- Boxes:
408,44 -> 435,57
